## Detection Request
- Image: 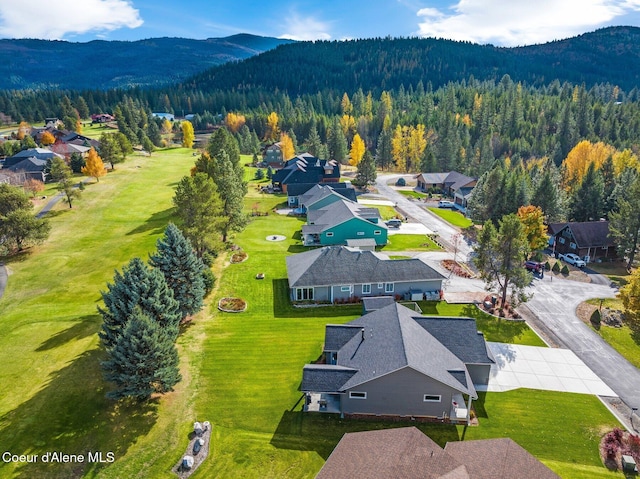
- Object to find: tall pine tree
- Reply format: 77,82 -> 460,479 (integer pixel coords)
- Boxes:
102,308 -> 181,400
98,257 -> 181,348
149,223 -> 206,319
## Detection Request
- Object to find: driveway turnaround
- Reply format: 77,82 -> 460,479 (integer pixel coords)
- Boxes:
482,342 -> 617,396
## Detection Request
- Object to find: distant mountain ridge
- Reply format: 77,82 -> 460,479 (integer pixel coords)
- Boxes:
0,34 -> 294,90
186,26 -> 640,94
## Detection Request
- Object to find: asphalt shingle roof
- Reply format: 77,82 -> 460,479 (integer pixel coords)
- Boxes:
549,221 -> 613,248
414,317 -> 495,365
286,246 -> 444,288
301,364 -> 358,393
324,324 -> 363,351
444,438 -> 561,479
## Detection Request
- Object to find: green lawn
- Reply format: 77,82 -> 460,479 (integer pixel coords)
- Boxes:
428,207 -> 473,228
371,204 -> 400,220
398,189 -> 427,199
0,156 -> 620,479
380,233 -> 442,251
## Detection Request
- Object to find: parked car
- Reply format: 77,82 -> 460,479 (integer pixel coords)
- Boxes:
558,253 -> 586,268
438,200 -> 454,208
524,260 -> 544,276
385,219 -> 402,228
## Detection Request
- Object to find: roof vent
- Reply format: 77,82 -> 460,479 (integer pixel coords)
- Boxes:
361,328 -> 365,341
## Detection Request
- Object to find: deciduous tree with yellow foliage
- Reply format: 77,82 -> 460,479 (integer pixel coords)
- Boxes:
516,205 -> 548,253
349,134 -> 366,166
280,132 -> 295,161
181,121 -> 195,148
563,140 -> 615,190
82,148 -> 107,182
265,112 -> 279,141
225,112 -> 246,133
391,124 -> 426,172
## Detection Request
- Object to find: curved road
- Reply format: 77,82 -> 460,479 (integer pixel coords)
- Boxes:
376,174 -> 640,427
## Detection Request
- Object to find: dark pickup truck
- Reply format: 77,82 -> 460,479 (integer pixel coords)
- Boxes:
525,260 -> 544,276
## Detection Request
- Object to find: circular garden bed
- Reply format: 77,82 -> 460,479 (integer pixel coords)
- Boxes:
230,251 -> 248,263
218,297 -> 247,312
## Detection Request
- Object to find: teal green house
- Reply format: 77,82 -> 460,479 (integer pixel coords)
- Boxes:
302,199 -> 388,247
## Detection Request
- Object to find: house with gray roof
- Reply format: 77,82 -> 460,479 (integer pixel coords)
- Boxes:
302,199 -> 387,246
3,148 -> 61,169
301,302 -> 494,423
287,183 -> 357,208
316,428 -> 560,479
416,171 -> 477,211
286,246 -> 444,303
5,157 -> 48,182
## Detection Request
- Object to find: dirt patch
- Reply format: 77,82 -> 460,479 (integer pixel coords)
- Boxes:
218,297 -> 247,312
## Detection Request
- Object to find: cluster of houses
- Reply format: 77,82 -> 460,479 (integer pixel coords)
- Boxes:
0,124 -> 101,185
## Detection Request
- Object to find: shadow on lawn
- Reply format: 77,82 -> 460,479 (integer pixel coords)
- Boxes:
269,409 -> 461,460
272,279 -> 361,319
0,348 -> 159,479
36,314 -> 100,351
126,207 -> 175,236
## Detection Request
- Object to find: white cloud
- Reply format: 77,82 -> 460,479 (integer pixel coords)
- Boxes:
0,0 -> 143,40
416,0 -> 640,46
279,13 -> 331,41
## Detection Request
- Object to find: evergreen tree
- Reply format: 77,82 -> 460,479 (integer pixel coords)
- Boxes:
327,117 -> 348,163
375,125 -> 393,170
609,176 -> 640,270
212,150 -> 248,242
531,160 -> 566,222
569,162 -> 604,221
173,172 -> 226,256
98,257 -> 181,349
102,308 -> 181,400
149,223 -> 206,319
473,214 -> 531,315
353,150 -> 377,191
305,124 -> 323,157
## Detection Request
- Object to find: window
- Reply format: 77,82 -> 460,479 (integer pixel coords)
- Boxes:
374,230 -> 381,235
357,231 -> 365,236
384,283 -> 394,293
362,284 -> 371,294
349,391 -> 367,399
569,242 -> 577,249
341,285 -> 352,293
423,394 -> 441,402
296,288 -> 314,301
558,237 -> 565,244
326,232 -> 334,237
377,283 -> 383,289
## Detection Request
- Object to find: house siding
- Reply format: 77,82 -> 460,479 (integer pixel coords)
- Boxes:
320,218 -> 388,246
466,364 -> 491,387
342,367 -> 457,417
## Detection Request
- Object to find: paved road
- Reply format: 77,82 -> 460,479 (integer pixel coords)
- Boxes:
374,178 -> 640,427
375,174 -> 473,261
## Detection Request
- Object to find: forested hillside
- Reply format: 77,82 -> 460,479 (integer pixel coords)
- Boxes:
186,26 -> 640,94
0,34 -> 293,90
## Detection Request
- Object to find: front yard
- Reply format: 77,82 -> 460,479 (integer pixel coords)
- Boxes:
428,206 -> 474,228
380,233 -> 441,251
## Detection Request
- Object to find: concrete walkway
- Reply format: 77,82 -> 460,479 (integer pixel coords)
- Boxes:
482,342 -> 617,396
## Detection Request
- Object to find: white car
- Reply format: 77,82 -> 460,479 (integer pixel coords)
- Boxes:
559,253 -> 586,268
438,200 -> 455,208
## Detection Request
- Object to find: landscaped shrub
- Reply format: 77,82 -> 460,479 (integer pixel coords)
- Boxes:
395,177 -> 406,186
532,251 -> 543,262
202,269 -> 216,296
544,261 -> 551,270
552,261 -> 560,273
561,264 -> 570,275
590,309 -> 601,329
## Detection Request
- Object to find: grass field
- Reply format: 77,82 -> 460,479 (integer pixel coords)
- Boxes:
0,153 -> 621,479
380,233 -> 442,251
398,189 -> 427,199
428,207 -> 473,228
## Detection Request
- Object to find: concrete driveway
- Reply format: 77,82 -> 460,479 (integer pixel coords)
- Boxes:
482,342 -> 617,396
525,276 -> 640,410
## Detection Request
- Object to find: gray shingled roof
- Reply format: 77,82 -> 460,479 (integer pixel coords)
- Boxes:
336,303 -> 477,396
305,200 -> 383,231
6,157 -> 47,173
414,317 -> 495,365
418,172 -> 450,184
444,171 -> 476,190
286,246 -> 444,288
324,324 -> 363,351
362,296 -> 396,312
301,364 -> 357,393
316,427 -> 470,479
299,184 -> 357,209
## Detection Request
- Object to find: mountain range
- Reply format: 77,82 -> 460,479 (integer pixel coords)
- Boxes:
0,34 -> 294,90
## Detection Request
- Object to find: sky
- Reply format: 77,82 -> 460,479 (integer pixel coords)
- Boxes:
1,0 -> 640,47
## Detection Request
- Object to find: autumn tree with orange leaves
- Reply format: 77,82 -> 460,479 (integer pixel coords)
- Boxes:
516,205 -> 548,253
225,112 -> 246,134
82,148 -> 107,182
264,112 -> 279,141
280,132 -> 295,161
40,131 -> 55,146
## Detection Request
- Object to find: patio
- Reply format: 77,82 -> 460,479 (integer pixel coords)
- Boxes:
304,393 -> 341,414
